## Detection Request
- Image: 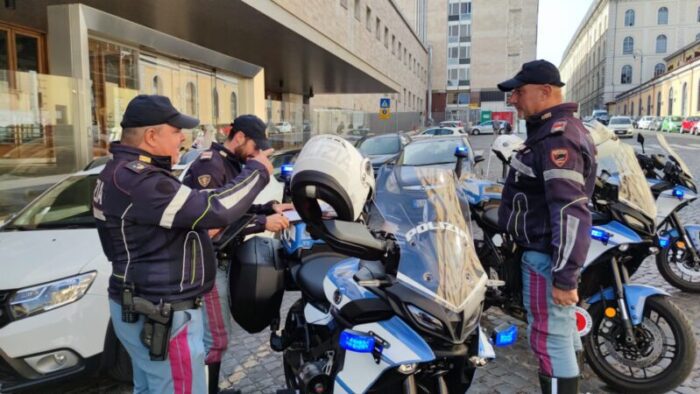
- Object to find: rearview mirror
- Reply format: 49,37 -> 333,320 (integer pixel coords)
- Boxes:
474,155 -> 485,164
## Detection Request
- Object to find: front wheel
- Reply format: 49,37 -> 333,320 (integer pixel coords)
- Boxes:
583,296 -> 695,394
471,129 -> 480,135
656,237 -> 700,292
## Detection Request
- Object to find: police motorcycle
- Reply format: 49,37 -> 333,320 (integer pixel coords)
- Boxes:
635,133 -> 700,292
224,135 -> 515,393
465,124 -> 696,393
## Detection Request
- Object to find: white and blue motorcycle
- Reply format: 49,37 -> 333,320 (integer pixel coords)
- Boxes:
227,135 -> 515,393
635,133 -> 700,292
466,127 -> 695,393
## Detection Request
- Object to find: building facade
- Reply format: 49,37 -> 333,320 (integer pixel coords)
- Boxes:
427,0 -> 538,124
559,0 -> 700,117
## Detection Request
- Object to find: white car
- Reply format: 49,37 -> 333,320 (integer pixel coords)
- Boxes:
273,122 -> 293,133
637,116 -> 655,130
607,116 -> 635,138
0,162 -> 283,390
470,120 -> 508,135
417,126 -> 463,137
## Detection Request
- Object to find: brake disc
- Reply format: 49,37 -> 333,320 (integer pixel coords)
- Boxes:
602,318 -> 664,369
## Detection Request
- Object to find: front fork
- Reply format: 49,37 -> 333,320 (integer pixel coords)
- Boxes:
610,256 -> 637,344
665,212 -> 700,264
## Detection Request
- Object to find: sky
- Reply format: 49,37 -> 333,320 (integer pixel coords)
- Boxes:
537,0 -> 595,66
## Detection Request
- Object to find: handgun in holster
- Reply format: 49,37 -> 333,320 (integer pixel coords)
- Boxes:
131,297 -> 173,361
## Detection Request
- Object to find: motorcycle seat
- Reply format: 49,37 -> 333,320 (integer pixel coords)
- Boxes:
294,252 -> 348,306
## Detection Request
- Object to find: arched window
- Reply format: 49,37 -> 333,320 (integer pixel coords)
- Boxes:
625,9 -> 635,26
668,87 -> 674,116
621,65 -> 633,84
230,92 -> 238,120
656,91 -> 662,116
185,82 -> 197,117
647,95 -> 651,115
152,76 -> 161,95
623,36 -> 634,54
658,7 -> 668,25
212,88 -> 219,124
638,99 -> 642,116
654,63 -> 666,77
624,104 -> 628,115
656,35 -> 667,53
681,82 -> 688,116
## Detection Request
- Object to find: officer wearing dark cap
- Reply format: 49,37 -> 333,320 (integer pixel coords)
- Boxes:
496,60 -> 596,393
183,114 -> 291,394
92,95 -> 274,393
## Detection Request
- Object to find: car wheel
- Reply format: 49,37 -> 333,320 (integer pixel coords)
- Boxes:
472,129 -> 480,135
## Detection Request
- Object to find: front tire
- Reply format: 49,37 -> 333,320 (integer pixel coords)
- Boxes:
471,129 -> 480,135
656,238 -> 700,292
583,296 -> 695,394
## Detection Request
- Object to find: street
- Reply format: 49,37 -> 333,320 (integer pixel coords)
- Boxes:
30,130 -> 700,394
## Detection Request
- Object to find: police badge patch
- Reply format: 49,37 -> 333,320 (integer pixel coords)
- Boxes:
198,175 -> 212,187
550,148 -> 569,167
551,120 -> 567,133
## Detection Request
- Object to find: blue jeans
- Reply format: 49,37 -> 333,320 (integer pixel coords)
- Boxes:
521,250 -> 582,378
109,300 -> 206,393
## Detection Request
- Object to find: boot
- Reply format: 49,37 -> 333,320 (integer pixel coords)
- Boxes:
538,373 -> 579,394
576,351 -> 585,378
208,362 -> 221,394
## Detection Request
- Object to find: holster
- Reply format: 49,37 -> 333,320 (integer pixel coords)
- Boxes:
132,297 -> 173,361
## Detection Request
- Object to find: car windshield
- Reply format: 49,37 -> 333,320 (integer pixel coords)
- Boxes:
671,117 -> 682,122
686,117 -> 700,122
401,139 -> 467,166
609,118 -> 631,125
3,174 -> 97,230
359,136 -> 400,156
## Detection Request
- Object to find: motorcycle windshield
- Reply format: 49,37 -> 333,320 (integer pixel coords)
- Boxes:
372,166 -> 486,312
657,134 -> 692,177
596,131 -> 657,220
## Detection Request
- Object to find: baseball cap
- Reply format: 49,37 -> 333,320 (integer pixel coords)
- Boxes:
120,95 -> 199,129
230,115 -> 271,151
497,59 -> 565,92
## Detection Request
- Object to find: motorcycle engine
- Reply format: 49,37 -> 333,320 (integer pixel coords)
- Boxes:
298,360 -> 334,393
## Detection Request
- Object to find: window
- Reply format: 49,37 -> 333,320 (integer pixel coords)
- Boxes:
657,91 -> 662,116
621,65 -> 632,84
656,35 -> 667,53
185,82 -> 197,116
391,35 -> 395,54
230,92 -> 238,120
409,54 -> 412,70
448,47 -> 458,64
647,95 -> 651,115
625,9 -> 635,26
459,45 -> 470,59
212,88 -> 219,124
366,7 -> 372,31
403,48 -> 407,64
457,92 -> 469,104
354,0 -> 361,20
152,76 -> 161,95
460,2 -> 471,16
658,7 -> 668,25
654,63 -> 666,76
398,42 -> 402,59
638,99 -> 642,116
682,82 -> 688,116
384,27 -> 389,48
459,23 -> 470,39
449,25 -> 459,43
449,3 -> 459,17
458,68 -> 468,81
623,36 -> 634,54
668,87 -> 674,115
375,18 -> 381,40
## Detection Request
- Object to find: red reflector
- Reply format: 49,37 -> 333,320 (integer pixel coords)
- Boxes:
575,306 -> 592,336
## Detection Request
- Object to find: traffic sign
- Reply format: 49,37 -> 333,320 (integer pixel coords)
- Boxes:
379,108 -> 391,120
380,98 -> 391,109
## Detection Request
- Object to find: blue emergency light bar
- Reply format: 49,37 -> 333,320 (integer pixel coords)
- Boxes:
493,324 -> 518,347
281,164 -> 294,179
591,228 -> 611,243
673,188 -> 685,199
659,236 -> 670,248
339,330 -> 375,353
455,146 -> 469,155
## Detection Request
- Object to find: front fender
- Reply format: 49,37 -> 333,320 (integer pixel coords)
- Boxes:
684,224 -> 700,250
586,284 -> 670,325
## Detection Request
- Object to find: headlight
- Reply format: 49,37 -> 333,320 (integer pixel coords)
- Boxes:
407,304 -> 444,331
9,272 -> 97,320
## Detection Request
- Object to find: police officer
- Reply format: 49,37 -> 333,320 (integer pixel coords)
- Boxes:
496,60 -> 596,393
183,114 -> 291,393
92,95 -> 273,393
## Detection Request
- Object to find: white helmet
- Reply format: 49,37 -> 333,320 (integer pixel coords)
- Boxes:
291,135 -> 374,223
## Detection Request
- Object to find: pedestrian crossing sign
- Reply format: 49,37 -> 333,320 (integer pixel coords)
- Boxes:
380,98 -> 391,109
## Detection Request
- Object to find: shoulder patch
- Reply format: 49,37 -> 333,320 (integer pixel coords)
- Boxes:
198,174 -> 212,187
199,151 -> 213,161
125,160 -> 149,174
550,148 -> 570,167
551,120 -> 567,134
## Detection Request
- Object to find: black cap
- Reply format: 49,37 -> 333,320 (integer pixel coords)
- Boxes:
230,115 -> 271,150
497,59 -> 565,92
120,95 -> 199,129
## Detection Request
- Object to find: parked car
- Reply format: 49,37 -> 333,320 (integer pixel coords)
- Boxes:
607,116 -> 635,138
681,116 -> 700,134
271,121 -> 293,133
340,128 -> 373,143
650,116 -> 664,131
439,120 -> 466,133
394,135 -> 478,174
417,126 -> 463,137
356,133 -> 411,174
470,120 -> 507,135
661,116 -> 682,133
591,109 -> 610,125
637,116 -> 655,130
0,159 -> 285,391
